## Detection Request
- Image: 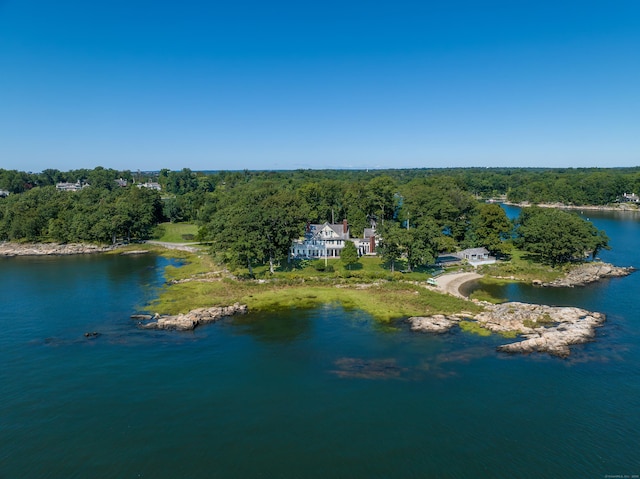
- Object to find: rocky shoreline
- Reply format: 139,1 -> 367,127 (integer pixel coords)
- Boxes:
0,242 -> 115,256
537,262 -> 634,287
134,303 -> 248,331
409,302 -> 606,358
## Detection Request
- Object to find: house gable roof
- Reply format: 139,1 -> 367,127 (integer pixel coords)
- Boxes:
308,222 -> 349,239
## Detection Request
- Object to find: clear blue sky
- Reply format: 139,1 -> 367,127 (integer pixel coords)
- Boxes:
1,0 -> 639,172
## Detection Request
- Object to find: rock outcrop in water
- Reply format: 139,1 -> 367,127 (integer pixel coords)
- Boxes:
0,242 -> 114,256
476,302 -> 605,358
408,314 -> 467,333
138,303 -> 248,331
409,302 -> 605,358
542,262 -> 633,287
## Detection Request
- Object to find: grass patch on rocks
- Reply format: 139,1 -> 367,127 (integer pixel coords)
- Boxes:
458,320 -> 519,338
522,313 -> 556,329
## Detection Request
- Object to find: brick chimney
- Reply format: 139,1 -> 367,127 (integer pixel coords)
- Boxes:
343,219 -> 348,234
369,235 -> 375,253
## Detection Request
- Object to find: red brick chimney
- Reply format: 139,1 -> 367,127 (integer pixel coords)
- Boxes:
369,235 -> 375,253
343,219 -> 348,234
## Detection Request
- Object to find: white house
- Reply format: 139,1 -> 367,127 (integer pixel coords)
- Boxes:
137,181 -> 162,191
290,220 -> 377,259
619,193 -> 639,203
56,181 -> 88,192
353,227 -> 377,256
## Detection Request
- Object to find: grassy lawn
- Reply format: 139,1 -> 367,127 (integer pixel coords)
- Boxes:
151,222 -> 199,243
149,278 -> 480,322
132,243 -> 581,321
146,250 -> 482,321
477,249 -> 564,283
242,256 -> 444,282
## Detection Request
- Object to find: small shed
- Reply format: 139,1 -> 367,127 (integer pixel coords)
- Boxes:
455,247 -> 496,266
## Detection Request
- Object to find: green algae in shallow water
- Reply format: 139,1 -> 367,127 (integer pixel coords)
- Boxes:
458,320 -> 493,337
468,288 -> 507,304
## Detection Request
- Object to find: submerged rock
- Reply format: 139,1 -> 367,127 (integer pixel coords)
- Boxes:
331,358 -> 407,379
140,303 -> 248,331
544,262 -> 634,288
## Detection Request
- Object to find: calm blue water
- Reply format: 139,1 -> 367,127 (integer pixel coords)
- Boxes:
2,212 -> 640,478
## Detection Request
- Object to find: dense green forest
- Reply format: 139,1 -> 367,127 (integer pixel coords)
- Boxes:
1,166 -> 629,268
4,166 -> 640,205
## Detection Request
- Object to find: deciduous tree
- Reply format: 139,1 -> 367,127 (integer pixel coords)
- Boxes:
514,207 -> 609,265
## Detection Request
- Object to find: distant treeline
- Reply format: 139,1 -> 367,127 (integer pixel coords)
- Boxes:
4,166 -> 640,204
0,167 -> 621,266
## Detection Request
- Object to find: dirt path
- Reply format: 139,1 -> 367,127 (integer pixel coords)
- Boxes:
435,272 -> 482,298
145,240 -> 202,253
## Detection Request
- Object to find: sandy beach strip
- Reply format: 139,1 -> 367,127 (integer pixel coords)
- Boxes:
434,272 -> 482,298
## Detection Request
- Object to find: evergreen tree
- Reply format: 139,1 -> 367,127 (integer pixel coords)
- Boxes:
340,241 -> 359,270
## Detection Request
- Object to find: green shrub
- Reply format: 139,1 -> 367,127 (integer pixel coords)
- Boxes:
313,260 -> 327,271
151,225 -> 166,240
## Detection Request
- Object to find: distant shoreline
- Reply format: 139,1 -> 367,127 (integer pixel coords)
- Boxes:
502,201 -> 640,212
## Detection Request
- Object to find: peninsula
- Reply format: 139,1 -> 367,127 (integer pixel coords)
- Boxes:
2,166 -> 638,358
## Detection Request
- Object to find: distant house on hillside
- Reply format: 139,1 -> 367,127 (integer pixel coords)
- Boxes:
619,192 -> 639,203
290,220 -> 377,259
115,178 -> 129,187
56,181 -> 88,192
137,181 -> 162,191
